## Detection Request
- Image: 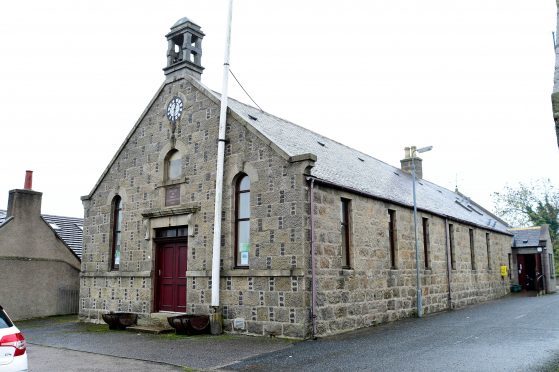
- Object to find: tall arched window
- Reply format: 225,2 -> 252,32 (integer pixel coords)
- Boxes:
166,150 -> 182,181
111,196 -> 123,270
165,150 -> 182,206
235,174 -> 250,267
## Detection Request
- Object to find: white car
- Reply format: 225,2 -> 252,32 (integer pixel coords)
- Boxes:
0,306 -> 27,372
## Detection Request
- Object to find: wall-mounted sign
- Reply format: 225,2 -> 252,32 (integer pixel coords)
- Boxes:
165,185 -> 180,206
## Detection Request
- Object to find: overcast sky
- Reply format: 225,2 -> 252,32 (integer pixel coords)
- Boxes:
1,0 -> 558,218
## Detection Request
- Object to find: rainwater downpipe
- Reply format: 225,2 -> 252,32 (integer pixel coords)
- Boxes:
444,218 -> 452,310
309,177 -> 317,339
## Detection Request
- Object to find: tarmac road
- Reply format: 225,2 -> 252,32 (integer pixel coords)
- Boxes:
226,292 -> 559,372
19,291 -> 559,371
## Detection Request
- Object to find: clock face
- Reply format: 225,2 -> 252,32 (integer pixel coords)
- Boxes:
166,97 -> 184,122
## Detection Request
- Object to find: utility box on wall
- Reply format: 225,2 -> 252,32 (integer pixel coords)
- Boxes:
500,265 -> 508,278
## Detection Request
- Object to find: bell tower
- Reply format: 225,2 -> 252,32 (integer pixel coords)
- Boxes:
163,17 -> 205,80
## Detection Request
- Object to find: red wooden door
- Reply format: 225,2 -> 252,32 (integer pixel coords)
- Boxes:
156,241 -> 187,312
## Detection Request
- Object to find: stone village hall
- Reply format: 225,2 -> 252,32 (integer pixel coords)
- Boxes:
79,17 -> 514,339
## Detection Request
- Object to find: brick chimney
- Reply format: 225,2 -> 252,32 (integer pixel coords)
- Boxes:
6,171 -> 42,219
400,146 -> 424,179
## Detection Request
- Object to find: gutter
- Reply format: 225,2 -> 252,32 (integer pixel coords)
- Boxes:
309,178 -> 317,339
308,176 -> 512,236
445,218 -> 452,310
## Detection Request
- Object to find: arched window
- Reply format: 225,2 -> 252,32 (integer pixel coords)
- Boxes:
235,174 -> 250,267
111,196 -> 123,270
166,150 -> 182,181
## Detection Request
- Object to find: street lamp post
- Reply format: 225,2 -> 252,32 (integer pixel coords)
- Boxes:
412,145 -> 432,318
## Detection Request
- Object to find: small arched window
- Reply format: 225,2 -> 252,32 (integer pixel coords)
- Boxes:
166,150 -> 182,181
111,196 -> 123,270
235,174 -> 250,267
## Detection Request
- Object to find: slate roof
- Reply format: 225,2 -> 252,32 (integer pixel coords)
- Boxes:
221,95 -> 511,234
83,76 -> 510,236
511,226 -> 545,248
0,209 -> 83,258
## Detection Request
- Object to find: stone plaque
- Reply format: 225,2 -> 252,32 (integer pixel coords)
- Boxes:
165,185 -> 180,206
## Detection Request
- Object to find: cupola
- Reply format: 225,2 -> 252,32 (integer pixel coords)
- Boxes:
163,17 -> 205,80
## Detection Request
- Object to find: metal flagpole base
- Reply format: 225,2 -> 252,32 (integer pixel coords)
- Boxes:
210,306 -> 223,335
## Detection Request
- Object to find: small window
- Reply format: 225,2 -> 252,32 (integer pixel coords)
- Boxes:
422,218 -> 430,269
155,226 -> 188,238
388,209 -> 397,269
486,233 -> 491,270
235,174 -> 250,267
111,196 -> 123,270
469,229 -> 476,270
449,223 -> 456,270
166,150 -> 182,181
341,199 -> 351,268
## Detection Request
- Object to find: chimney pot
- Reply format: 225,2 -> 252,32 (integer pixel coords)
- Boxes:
24,170 -> 33,190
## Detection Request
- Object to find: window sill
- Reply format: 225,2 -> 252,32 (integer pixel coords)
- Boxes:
155,178 -> 188,189
341,268 -> 354,276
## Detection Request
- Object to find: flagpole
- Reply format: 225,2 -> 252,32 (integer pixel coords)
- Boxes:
210,0 -> 233,333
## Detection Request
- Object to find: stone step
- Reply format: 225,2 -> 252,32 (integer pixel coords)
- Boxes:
137,312 -> 184,329
127,325 -> 174,334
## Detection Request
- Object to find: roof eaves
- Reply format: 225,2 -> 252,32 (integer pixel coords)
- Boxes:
308,176 -> 513,236
455,190 -> 510,227
0,216 -> 14,229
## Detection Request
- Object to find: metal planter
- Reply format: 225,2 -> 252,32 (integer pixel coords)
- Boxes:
101,312 -> 138,330
167,314 -> 210,335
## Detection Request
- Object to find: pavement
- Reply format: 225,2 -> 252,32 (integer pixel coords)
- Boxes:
18,291 -> 559,371
27,344 -> 183,372
19,316 -> 294,371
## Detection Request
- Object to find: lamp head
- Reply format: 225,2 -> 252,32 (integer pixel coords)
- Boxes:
416,146 -> 433,154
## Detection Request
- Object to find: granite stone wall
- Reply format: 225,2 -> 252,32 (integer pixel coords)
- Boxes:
311,184 -> 511,337
79,76 -> 311,338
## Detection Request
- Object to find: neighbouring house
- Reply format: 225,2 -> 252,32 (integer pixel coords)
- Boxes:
510,226 -> 556,293
79,17 -> 514,338
0,172 -> 83,320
